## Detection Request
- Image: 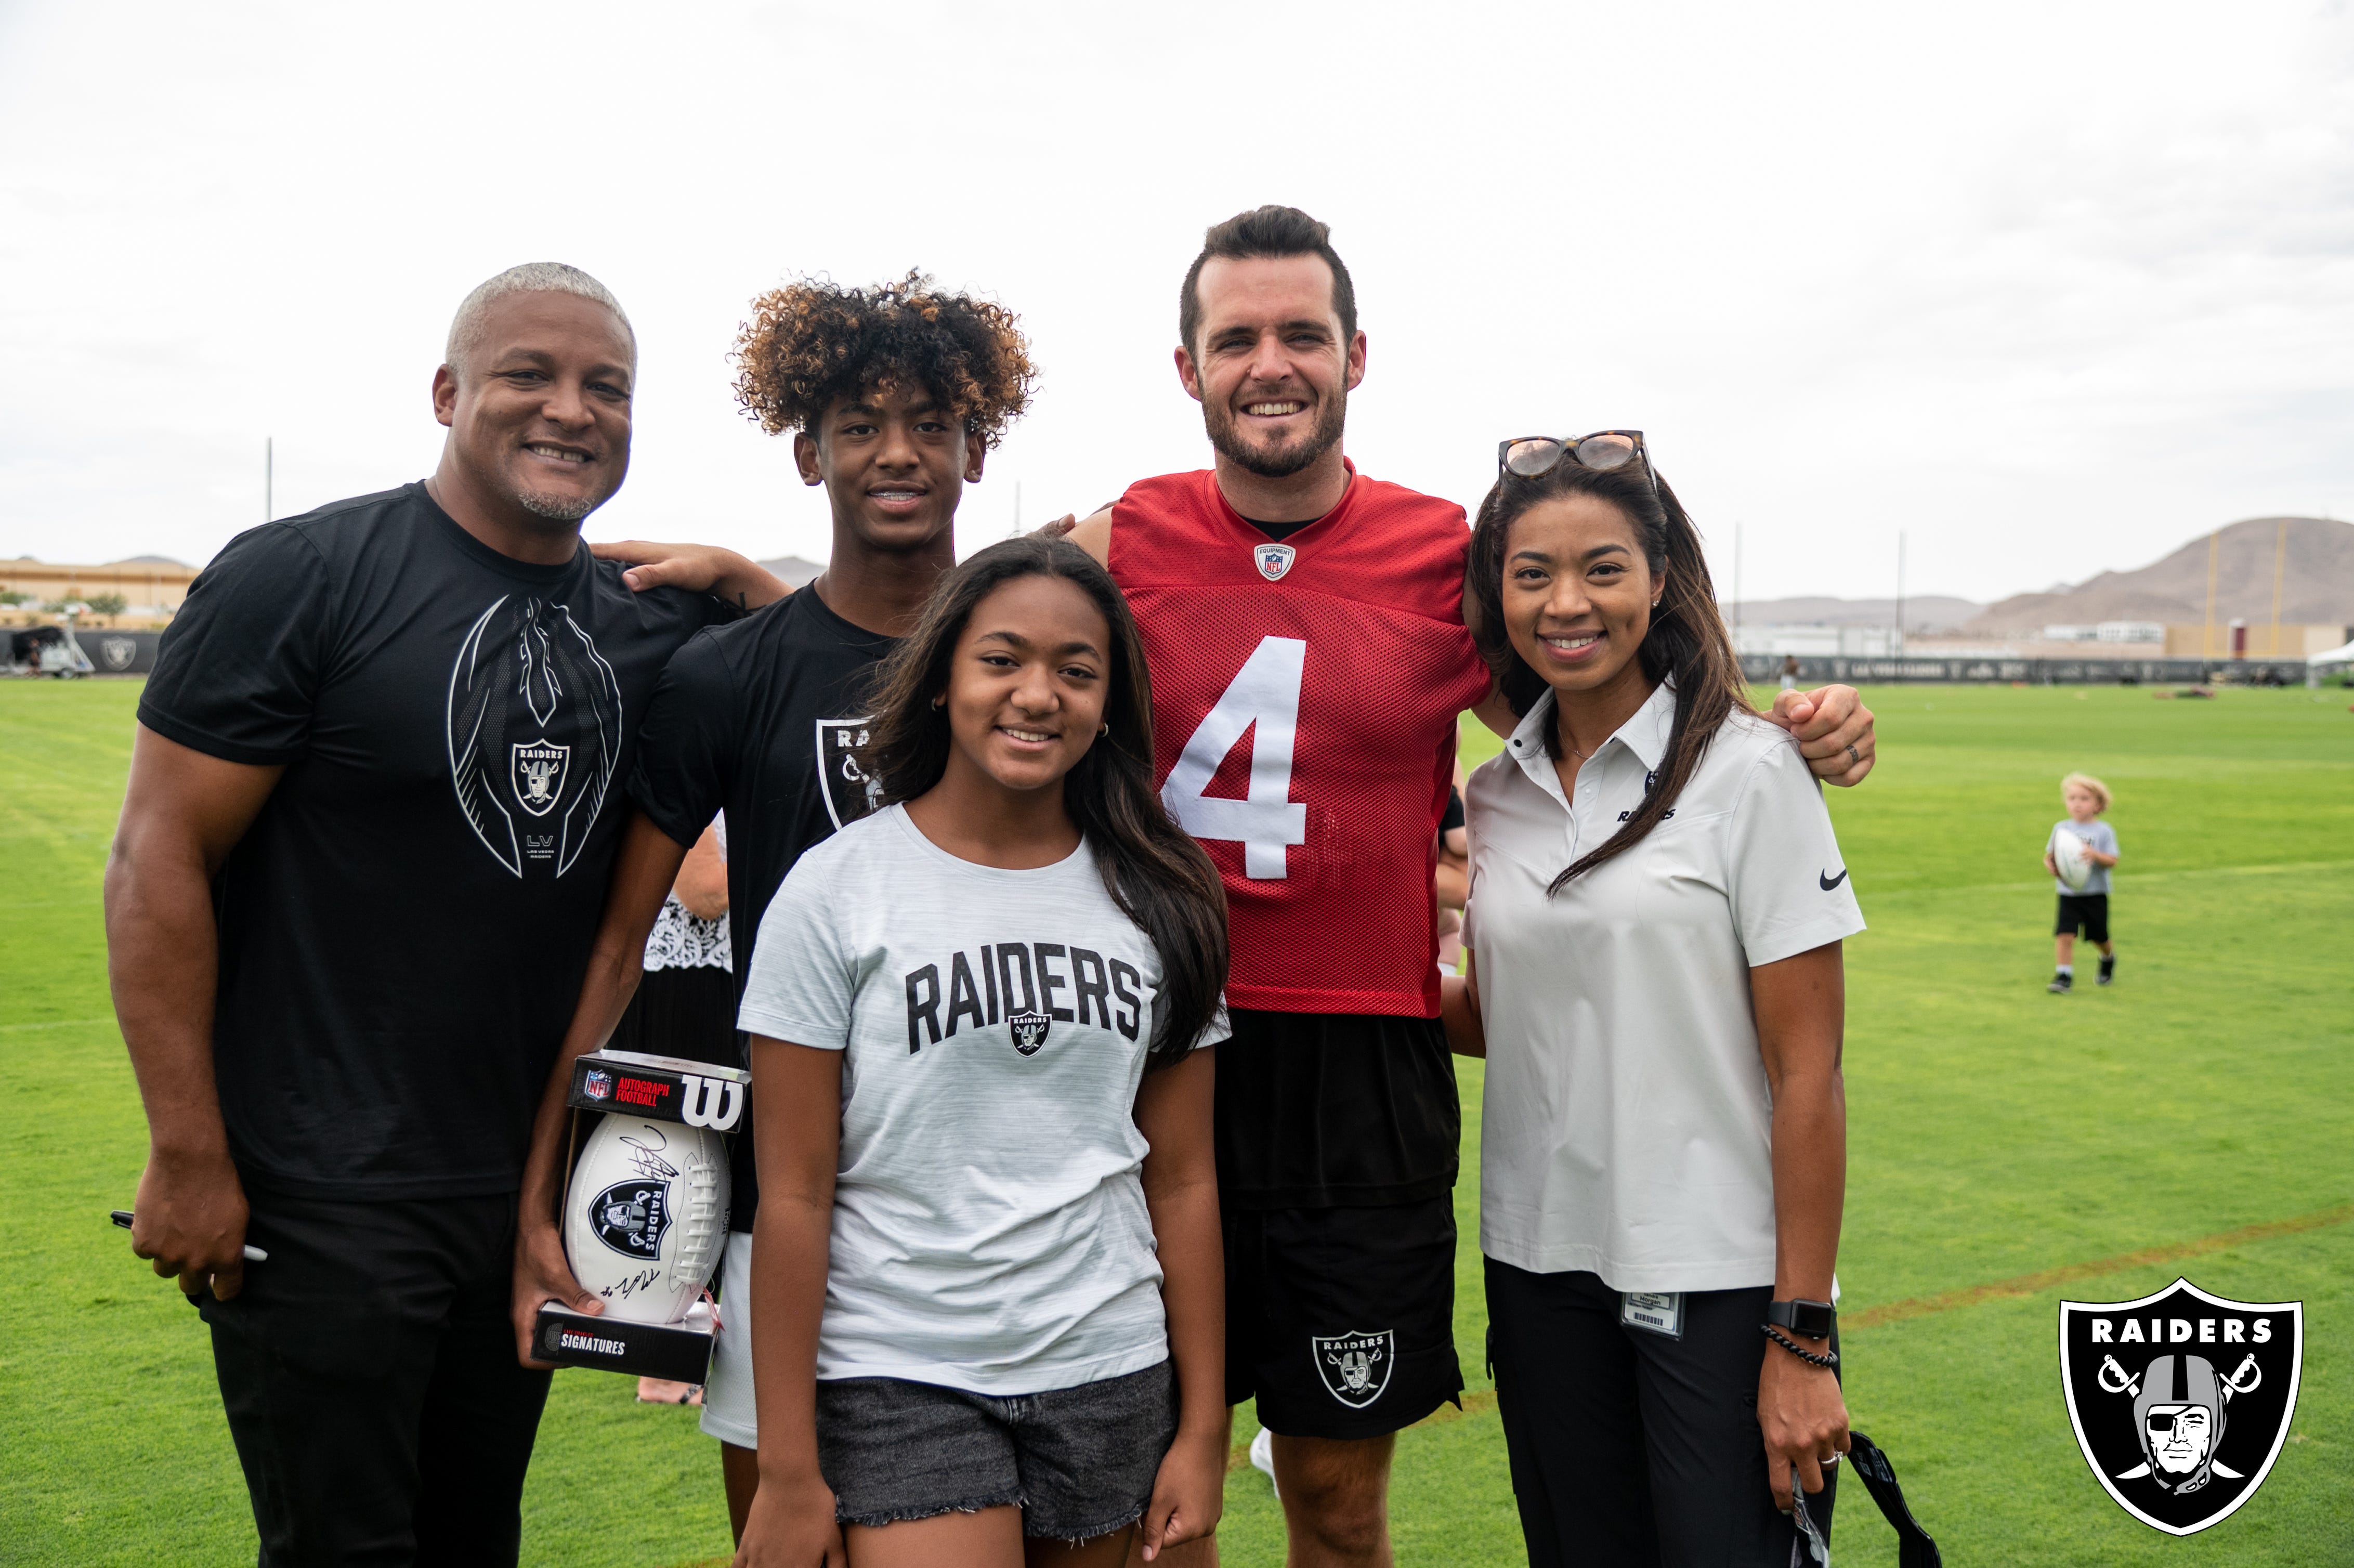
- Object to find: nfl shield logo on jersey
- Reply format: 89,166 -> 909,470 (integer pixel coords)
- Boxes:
2058,1277 -> 2303,1535
1254,543 -> 1297,581
1312,1329 -> 1395,1409
1008,1010 -> 1050,1055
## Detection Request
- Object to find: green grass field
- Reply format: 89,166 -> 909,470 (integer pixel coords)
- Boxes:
3,680 -> 2348,1566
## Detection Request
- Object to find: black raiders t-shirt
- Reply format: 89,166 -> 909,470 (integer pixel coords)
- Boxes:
137,484 -> 728,1201
624,585 -> 898,1230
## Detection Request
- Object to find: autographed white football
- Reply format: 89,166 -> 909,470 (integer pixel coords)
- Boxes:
2052,832 -> 2095,891
563,1114 -> 731,1325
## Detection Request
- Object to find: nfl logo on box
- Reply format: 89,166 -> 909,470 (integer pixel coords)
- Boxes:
582,1069 -> 612,1102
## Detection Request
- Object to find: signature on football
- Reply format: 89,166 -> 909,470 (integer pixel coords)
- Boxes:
600,1267 -> 666,1300
621,1129 -> 678,1182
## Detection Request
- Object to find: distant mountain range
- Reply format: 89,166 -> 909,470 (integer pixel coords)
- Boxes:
1720,517 -> 2354,637
1961,517 -> 2353,634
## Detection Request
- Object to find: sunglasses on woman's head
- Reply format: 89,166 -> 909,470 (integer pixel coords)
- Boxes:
1497,430 -> 1652,486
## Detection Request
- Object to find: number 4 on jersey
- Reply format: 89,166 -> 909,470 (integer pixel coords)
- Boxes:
1160,636 -> 1308,879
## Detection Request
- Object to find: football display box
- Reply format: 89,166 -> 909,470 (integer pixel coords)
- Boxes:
532,1048 -> 749,1382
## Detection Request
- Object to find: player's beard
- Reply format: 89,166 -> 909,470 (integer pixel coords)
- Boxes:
1203,387 -> 1347,479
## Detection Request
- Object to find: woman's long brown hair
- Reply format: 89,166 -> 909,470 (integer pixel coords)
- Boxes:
856,536 -> 1230,1064
1465,461 -> 1755,894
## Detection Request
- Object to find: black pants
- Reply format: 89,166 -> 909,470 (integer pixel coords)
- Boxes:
200,1191 -> 552,1567
1485,1260 -> 1837,1568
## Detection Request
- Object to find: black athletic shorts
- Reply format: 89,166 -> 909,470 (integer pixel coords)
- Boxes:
1224,1198 -> 1464,1440
2055,893 -> 2110,943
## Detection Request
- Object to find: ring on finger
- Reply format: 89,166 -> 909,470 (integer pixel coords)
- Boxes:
1844,742 -> 1860,767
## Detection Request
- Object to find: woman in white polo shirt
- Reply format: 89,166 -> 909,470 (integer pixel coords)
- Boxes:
1446,433 -> 1865,1567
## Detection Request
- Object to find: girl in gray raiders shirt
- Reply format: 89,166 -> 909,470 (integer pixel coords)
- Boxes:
732,537 -> 1231,1568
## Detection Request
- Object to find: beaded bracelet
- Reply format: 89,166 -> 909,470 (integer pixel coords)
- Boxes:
1762,1323 -> 1840,1369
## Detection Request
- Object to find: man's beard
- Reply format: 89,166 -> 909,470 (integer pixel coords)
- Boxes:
513,486 -> 601,523
1203,389 -> 1346,479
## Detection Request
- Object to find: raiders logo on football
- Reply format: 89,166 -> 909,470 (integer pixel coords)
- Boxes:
588,1180 -> 672,1260
1312,1329 -> 1395,1409
1008,1009 -> 1050,1055
2059,1277 -> 2303,1535
1254,543 -> 1297,582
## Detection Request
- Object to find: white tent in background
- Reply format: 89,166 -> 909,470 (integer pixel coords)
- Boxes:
2305,641 -> 2354,685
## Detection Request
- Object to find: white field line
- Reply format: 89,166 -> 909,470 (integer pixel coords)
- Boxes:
1863,857 -> 2354,899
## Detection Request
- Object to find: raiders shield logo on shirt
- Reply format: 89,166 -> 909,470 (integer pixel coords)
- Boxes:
1008,1009 -> 1050,1055
2059,1277 -> 2303,1535
1312,1329 -> 1396,1409
815,717 -> 885,830
448,594 -> 621,878
1254,543 -> 1297,582
588,1180 -> 672,1260
511,741 -> 570,816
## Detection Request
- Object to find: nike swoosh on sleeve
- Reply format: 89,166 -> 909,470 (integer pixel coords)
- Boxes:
1819,869 -> 1849,891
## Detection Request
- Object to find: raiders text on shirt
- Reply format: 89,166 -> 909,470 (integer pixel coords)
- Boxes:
904,941 -> 1147,1051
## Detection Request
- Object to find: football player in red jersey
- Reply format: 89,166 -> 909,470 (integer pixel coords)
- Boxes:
1060,206 -> 1876,1568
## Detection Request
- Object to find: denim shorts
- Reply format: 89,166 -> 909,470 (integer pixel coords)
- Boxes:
815,1360 -> 1176,1541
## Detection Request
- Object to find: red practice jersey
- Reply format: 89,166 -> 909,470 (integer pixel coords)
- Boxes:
1109,464 -> 1492,1016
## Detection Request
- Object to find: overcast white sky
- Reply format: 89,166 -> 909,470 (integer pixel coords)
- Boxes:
3,1 -> 2349,604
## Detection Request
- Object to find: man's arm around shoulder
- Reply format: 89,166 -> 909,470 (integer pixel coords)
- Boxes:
104,725 -> 283,1302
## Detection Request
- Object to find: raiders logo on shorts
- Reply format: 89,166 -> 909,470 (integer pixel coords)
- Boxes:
1008,1009 -> 1050,1055
2059,1277 -> 2303,1535
1312,1329 -> 1396,1409
588,1181 -> 672,1260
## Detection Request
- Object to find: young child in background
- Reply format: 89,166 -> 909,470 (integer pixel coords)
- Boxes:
2044,772 -> 2120,993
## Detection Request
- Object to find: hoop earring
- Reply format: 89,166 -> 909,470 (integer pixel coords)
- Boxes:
930,695 -> 945,710
1100,723 -> 1110,736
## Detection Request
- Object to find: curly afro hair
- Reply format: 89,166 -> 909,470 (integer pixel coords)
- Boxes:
733,271 -> 1037,448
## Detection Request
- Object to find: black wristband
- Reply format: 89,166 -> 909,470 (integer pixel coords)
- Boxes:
1762,1324 -> 1840,1369
1766,1298 -> 1837,1339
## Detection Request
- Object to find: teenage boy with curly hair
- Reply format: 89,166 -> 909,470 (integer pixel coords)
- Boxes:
511,271 -> 1036,1540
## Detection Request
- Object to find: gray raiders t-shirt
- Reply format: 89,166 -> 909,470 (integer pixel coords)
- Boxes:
738,804 -> 1227,1394
2049,818 -> 2120,895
